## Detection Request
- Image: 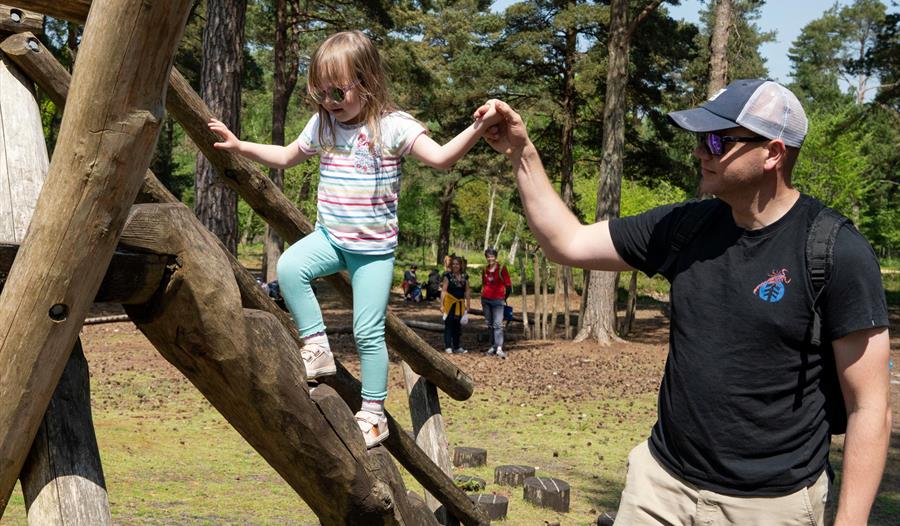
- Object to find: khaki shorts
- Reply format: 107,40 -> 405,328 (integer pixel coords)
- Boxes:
614,441 -> 830,526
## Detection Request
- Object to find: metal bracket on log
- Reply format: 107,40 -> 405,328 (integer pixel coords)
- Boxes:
0,6 -> 42,35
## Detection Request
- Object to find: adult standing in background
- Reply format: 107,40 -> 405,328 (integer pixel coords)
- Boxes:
481,247 -> 511,358
441,255 -> 471,354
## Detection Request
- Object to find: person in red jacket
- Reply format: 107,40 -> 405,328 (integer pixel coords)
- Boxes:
480,247 -> 511,358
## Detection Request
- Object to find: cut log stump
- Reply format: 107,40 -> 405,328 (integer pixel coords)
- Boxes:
468,494 -> 508,521
453,447 -> 487,468
453,475 -> 486,492
405,491 -> 441,526
597,510 -> 616,526
494,464 -> 535,487
523,476 -> 570,513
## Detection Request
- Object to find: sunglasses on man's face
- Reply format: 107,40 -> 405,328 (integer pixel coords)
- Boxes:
697,132 -> 769,156
311,80 -> 360,104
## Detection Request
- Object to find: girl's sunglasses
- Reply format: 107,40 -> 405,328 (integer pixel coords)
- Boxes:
698,132 -> 768,156
311,79 -> 360,104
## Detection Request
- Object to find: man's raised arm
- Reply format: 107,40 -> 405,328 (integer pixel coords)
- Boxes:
476,100 -> 632,271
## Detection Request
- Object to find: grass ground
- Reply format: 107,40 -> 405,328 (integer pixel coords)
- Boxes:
1,272 -> 897,525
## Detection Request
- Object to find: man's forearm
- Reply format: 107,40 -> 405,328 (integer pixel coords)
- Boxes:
834,406 -> 891,525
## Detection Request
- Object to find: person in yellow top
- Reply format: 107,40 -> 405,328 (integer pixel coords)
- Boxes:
440,255 -> 471,353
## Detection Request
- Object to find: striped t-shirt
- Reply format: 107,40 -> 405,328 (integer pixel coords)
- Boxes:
297,111 -> 426,254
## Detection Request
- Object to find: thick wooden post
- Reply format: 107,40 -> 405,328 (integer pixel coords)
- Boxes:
0,0 -> 192,513
402,363 -> 454,524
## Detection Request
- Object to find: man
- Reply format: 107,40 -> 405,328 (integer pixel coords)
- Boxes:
475,79 -> 890,525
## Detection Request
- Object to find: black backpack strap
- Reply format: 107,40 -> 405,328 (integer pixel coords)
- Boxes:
805,206 -> 850,346
659,199 -> 725,276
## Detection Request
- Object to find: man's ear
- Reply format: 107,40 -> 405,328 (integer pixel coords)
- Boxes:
764,139 -> 787,171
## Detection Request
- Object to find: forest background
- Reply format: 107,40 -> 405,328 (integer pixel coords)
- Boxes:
34,0 -> 900,341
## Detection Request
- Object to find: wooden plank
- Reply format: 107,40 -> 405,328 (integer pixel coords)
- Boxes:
120,203 -> 399,525
20,340 -> 112,525
0,1 -> 89,24
0,243 -> 169,304
0,52 -> 47,243
0,0 -> 193,514
0,6 -> 42,34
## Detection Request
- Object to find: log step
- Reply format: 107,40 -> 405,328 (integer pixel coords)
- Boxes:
523,476 -> 570,513
468,494 -> 509,521
454,474 -> 486,492
453,446 -> 487,468
494,464 -> 535,487
405,491 -> 441,525
597,510 -> 617,525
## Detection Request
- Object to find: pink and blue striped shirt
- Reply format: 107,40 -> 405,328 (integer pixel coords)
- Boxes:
297,112 -> 426,254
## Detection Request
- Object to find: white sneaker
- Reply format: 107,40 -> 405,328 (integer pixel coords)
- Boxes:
300,337 -> 336,380
452,347 -> 468,354
355,410 -> 389,448
485,347 -> 497,356
445,347 -> 453,354
495,347 -> 507,359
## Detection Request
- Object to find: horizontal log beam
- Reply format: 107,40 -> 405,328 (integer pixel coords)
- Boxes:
0,6 -> 42,35
0,1 -> 89,23
0,243 -> 169,304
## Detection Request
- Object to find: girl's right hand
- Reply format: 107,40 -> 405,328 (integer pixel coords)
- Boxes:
208,118 -> 241,152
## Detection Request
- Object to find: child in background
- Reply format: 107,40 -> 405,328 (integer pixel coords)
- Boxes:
209,30 -> 499,447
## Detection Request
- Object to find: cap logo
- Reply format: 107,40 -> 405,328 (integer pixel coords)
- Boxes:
708,88 -> 727,102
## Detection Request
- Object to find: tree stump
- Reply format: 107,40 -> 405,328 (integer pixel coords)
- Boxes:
468,494 -> 508,521
453,475 -> 485,492
453,447 -> 486,468
523,477 -> 570,513
494,464 -> 535,487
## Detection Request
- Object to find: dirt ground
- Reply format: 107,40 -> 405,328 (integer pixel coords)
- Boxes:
76,279 -> 900,523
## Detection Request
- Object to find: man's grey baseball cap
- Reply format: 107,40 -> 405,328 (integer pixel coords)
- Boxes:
668,79 -> 808,148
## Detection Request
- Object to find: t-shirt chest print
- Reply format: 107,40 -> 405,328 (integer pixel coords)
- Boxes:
752,267 -> 791,303
353,132 -> 381,174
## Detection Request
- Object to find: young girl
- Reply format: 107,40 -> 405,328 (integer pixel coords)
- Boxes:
208,30 -> 498,448
441,256 -> 471,354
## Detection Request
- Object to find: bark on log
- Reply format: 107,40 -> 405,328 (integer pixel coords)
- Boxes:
402,362 -> 453,524
1,35 -> 487,524
120,204 -> 399,525
0,0 -> 192,513
522,477 -> 570,513
0,243 -> 170,305
406,491 -> 442,526
0,1 -> 90,23
20,341 -> 111,525
0,6 -> 42,34
0,28 -> 474,402
452,447 -> 486,468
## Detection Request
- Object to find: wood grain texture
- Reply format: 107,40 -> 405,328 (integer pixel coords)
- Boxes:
0,1 -> 89,23
0,6 -> 42,34
0,0 -> 192,513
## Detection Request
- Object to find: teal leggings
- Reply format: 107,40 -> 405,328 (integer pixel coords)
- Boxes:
276,227 -> 394,401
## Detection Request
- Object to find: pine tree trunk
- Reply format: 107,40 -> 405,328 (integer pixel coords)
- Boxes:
262,0 -> 300,282
708,0 -> 733,97
519,252 -> 530,337
194,0 -> 246,256
563,265 -> 573,339
549,263 -> 560,339
577,0 -> 632,344
483,183 -> 495,251
437,178 -> 457,266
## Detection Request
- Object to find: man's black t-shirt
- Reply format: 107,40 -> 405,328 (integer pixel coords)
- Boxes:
609,194 -> 888,496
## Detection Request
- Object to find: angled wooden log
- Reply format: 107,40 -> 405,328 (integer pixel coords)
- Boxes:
402,363 -> 454,525
120,203 -> 402,525
0,6 -> 42,34
0,1 -> 89,24
1,28 -> 489,526
0,29 -> 474,405
20,341 -> 111,525
0,0 -> 193,513
0,40 -> 110,524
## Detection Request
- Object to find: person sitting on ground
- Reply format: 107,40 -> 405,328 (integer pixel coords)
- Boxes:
402,263 -> 421,302
441,255 -> 471,354
480,247 -> 511,358
476,80 -> 889,525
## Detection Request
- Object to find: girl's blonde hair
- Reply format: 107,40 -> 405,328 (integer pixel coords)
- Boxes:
307,31 -> 397,152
